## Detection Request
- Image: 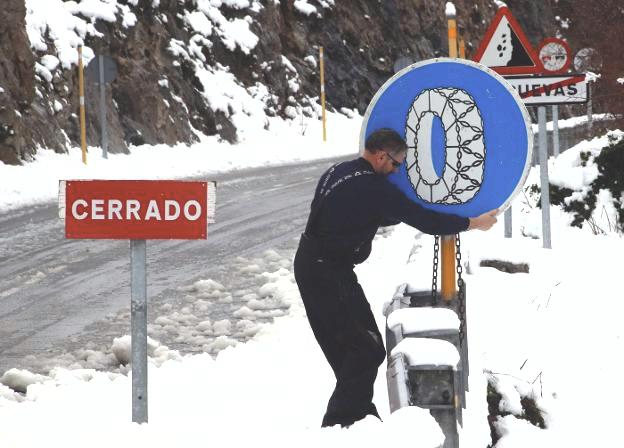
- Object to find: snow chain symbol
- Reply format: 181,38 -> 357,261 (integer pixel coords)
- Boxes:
405,87 -> 486,204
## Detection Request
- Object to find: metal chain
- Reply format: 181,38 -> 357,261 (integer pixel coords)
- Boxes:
455,233 -> 466,346
432,235 -> 440,302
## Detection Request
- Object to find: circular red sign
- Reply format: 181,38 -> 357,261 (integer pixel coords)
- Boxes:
538,38 -> 572,74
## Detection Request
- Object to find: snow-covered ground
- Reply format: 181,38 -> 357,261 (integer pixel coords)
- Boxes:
1,113 -> 623,447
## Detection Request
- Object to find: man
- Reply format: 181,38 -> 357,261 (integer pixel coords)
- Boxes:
294,128 -> 497,428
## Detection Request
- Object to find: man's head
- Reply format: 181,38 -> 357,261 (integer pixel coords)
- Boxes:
363,128 -> 408,175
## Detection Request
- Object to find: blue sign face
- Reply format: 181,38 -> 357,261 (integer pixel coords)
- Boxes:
360,58 -> 533,218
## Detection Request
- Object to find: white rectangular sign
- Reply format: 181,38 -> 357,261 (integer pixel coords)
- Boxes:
504,74 -> 588,106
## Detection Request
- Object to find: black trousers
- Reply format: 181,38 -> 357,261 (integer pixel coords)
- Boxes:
294,238 -> 386,428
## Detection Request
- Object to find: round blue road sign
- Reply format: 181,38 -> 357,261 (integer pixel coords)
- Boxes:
359,58 -> 533,218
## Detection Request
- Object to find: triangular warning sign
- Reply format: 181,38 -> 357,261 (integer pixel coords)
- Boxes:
473,7 -> 543,75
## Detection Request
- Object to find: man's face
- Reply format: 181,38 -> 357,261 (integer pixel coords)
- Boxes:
380,150 -> 406,175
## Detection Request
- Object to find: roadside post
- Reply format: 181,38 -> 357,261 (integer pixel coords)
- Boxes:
553,105 -> 560,157
77,46 -> 87,165
360,58 -> 533,448
573,48 -> 602,139
58,180 -> 216,423
473,7 -> 588,247
442,1 -> 458,301
446,3 -> 458,59
537,107 -> 552,248
319,46 -> 327,142
85,55 -> 118,159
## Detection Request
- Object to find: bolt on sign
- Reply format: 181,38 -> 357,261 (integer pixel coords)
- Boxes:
58,179 -> 216,424
59,180 -> 216,239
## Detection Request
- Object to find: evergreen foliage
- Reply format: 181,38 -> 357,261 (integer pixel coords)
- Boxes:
530,134 -> 624,234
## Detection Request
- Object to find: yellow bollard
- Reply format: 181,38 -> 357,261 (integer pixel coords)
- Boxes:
78,46 -> 87,165
459,38 -> 466,59
441,235 -> 456,301
319,46 -> 327,142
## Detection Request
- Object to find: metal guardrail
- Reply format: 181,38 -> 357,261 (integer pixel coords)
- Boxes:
384,284 -> 469,448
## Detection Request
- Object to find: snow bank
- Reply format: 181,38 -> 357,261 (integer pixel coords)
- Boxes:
0,110 -> 360,215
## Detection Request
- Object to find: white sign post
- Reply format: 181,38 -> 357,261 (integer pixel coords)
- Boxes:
537,107 -> 552,249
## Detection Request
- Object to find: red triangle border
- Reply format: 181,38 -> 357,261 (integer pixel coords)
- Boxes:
473,7 -> 544,75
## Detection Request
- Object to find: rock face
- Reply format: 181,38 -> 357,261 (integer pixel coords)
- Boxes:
0,0 -> 35,164
1,0 -> 561,165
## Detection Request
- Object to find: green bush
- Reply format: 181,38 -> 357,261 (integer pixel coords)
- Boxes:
592,137 -> 624,230
529,133 -> 624,234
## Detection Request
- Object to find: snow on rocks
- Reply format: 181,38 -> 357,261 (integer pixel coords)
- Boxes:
294,0 -> 318,16
192,0 -> 259,54
26,0 -> 137,70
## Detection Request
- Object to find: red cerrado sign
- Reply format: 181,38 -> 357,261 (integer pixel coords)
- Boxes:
60,180 -> 216,239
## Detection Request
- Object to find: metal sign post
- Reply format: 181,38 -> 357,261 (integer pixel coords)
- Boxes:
59,180 -> 216,423
86,54 -> 118,159
501,75 -> 588,248
78,46 -> 87,165
538,107 -> 552,249
552,105 -> 560,157
504,207 -> 513,238
98,55 -> 109,159
131,239 -> 147,423
587,83 -> 593,137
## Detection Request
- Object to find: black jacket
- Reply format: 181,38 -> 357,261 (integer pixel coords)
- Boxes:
303,157 -> 470,264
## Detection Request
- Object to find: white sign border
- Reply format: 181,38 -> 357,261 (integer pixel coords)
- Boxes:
58,180 -> 217,224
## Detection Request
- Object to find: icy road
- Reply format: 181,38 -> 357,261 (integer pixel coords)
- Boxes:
0,157 -> 344,374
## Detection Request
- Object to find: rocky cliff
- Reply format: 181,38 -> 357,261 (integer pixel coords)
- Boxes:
1,0 -> 565,165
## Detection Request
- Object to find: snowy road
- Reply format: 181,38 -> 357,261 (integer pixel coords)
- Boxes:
0,157 -> 344,374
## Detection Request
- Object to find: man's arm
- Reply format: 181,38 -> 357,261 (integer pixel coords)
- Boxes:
378,180 -> 470,235
378,179 -> 498,234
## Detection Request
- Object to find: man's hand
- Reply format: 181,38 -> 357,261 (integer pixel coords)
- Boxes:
468,209 -> 499,231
